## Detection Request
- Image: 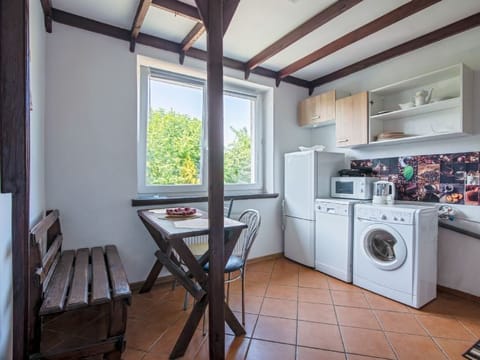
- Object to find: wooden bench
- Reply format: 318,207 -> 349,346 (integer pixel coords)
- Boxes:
28,210 -> 131,359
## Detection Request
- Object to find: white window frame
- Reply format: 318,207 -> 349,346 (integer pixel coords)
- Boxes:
137,65 -> 265,195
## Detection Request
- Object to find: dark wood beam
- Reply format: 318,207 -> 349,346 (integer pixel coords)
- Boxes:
50,9 -> 310,88
0,0 -> 30,358
179,22 -> 205,64
40,0 -> 53,33
310,12 -> 480,88
223,0 -> 240,34
130,0 -> 152,52
245,0 -> 361,78
151,0 -> 201,21
194,0 -> 227,357
279,0 -> 441,80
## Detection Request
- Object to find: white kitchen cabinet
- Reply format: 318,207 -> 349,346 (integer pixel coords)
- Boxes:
368,63 -> 473,146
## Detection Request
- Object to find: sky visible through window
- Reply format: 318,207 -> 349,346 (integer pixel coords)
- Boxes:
150,78 -> 251,144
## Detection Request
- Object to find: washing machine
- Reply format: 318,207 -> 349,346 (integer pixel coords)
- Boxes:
353,203 -> 438,308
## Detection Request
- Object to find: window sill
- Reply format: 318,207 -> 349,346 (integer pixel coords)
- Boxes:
131,192 -> 279,207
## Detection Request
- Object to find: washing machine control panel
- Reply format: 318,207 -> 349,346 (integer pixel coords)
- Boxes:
356,206 -> 415,225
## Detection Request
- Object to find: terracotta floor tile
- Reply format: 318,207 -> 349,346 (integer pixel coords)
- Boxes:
459,319 -> 480,337
260,297 -> 297,319
270,271 -> 299,287
347,355 -> 391,360
416,314 -> 476,340
229,280 -> 268,297
341,327 -> 395,359
228,293 -> 263,314
195,334 -> 250,360
273,258 -> 302,273
247,260 -> 275,274
363,291 -> 410,312
147,325 -> 206,359
297,321 -> 344,352
265,284 -> 298,301
298,302 -> 337,324
386,332 -> 447,360
297,346 -> 346,360
253,315 -> 297,344
298,287 -> 332,304
435,338 -> 474,360
328,278 -> 362,292
246,339 -> 296,360
335,306 -> 380,330
299,271 -> 330,288
126,317 -> 170,352
245,271 -> 271,285
331,290 -> 370,308
123,348 -> 147,360
225,312 -> 258,338
375,310 -> 426,335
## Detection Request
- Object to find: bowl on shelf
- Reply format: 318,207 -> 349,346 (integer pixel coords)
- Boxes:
398,102 -> 415,110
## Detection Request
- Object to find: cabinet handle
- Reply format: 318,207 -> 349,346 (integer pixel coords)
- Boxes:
311,115 -> 320,120
337,138 -> 349,143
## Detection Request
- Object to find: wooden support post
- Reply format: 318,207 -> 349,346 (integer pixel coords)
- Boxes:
195,0 -> 227,358
0,0 -> 30,358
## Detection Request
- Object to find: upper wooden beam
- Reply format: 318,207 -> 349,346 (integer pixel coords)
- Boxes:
50,9 -> 310,88
309,12 -> 480,88
245,0 -> 361,77
279,0 -> 441,80
179,22 -> 205,64
130,0 -> 152,52
40,0 -> 53,33
223,0 -> 240,34
151,0 -> 201,21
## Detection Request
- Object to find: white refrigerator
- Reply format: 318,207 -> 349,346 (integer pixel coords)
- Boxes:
283,151 -> 345,267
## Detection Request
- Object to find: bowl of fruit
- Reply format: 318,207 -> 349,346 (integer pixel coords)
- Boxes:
165,207 -> 198,218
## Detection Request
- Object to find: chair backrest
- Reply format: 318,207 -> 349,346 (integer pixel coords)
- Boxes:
233,209 -> 261,263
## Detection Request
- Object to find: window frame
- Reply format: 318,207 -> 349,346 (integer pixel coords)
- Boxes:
137,66 -> 265,195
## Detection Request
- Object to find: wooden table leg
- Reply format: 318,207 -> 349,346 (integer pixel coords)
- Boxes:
224,302 -> 246,336
139,260 -> 163,293
170,295 -> 209,359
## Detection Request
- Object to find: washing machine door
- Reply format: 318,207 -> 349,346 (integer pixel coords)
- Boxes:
361,224 -> 407,271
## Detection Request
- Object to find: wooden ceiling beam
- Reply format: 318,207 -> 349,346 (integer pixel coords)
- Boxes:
40,0 -> 53,33
130,0 -> 152,52
279,0 -> 441,80
179,22 -> 206,64
151,0 -> 201,22
309,12 -> 480,89
245,0 -> 362,78
223,0 -> 240,34
50,9 -> 310,88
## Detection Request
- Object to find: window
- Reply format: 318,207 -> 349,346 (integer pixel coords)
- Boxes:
138,66 -> 265,195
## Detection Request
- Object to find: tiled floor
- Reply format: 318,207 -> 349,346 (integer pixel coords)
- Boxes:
122,257 -> 480,360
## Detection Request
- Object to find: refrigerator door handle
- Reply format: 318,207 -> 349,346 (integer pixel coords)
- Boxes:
281,200 -> 286,231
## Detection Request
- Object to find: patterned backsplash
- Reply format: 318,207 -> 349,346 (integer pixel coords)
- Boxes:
351,152 -> 480,206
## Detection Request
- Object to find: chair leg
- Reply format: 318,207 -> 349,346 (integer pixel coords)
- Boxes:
226,272 -> 231,304
241,270 -> 245,325
183,291 -> 189,311
202,305 -> 207,336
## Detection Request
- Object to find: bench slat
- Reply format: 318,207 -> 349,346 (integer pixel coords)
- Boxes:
39,250 -> 75,315
65,248 -> 90,311
90,247 -> 111,305
41,234 -> 62,277
105,245 -> 131,301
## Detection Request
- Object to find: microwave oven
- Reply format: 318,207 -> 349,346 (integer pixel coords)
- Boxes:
330,177 -> 375,200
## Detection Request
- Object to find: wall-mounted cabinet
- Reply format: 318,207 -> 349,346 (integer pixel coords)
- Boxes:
368,63 -> 473,146
335,92 -> 368,148
298,90 -> 336,127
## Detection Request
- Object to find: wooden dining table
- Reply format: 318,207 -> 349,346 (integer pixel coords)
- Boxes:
137,208 -> 247,359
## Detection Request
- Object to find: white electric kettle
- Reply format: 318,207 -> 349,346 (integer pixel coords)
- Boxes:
373,181 -> 396,205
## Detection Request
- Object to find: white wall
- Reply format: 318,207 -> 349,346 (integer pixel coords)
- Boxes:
45,23 -> 311,282
0,1 -> 46,358
310,27 -> 480,296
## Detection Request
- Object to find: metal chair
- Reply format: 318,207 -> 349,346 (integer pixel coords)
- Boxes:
203,208 -> 261,325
